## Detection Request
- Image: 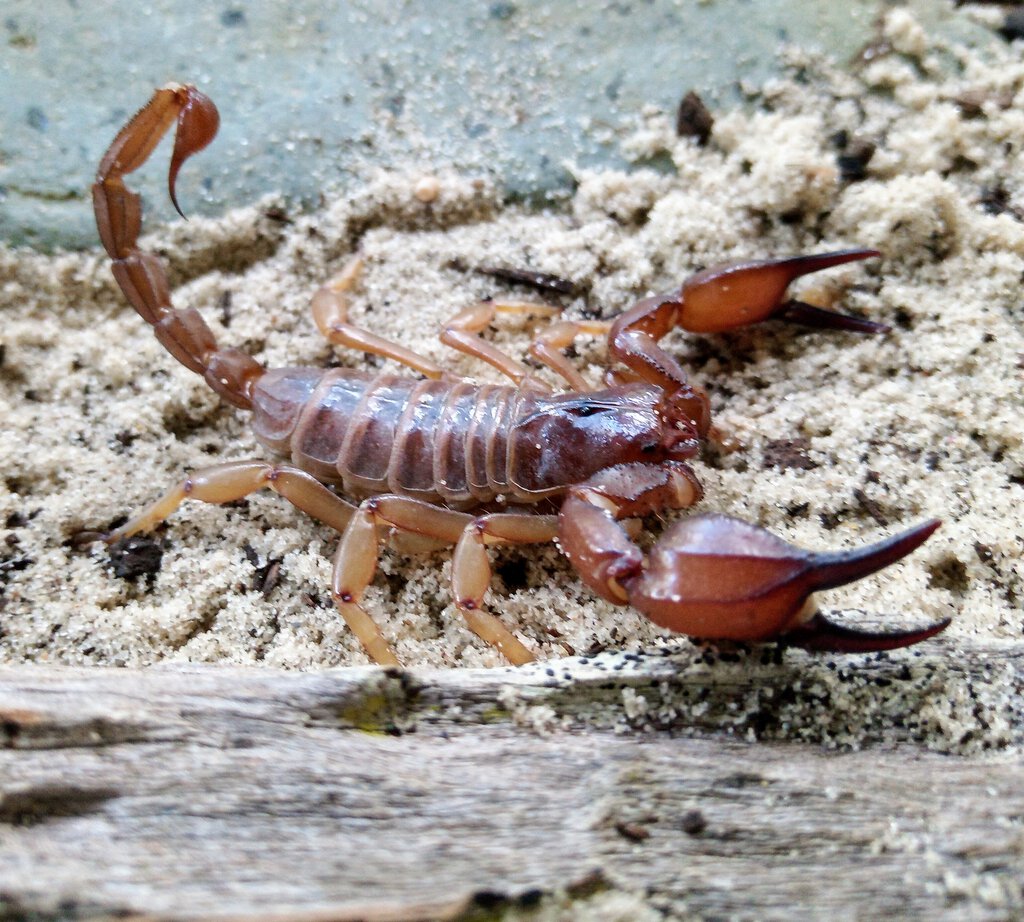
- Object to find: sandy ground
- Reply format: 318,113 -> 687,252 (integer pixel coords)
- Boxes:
0,12 -> 1020,719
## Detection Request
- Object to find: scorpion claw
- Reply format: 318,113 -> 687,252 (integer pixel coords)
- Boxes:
167,86 -> 220,218
616,514 -> 944,648
606,247 -> 886,404
677,247 -> 882,334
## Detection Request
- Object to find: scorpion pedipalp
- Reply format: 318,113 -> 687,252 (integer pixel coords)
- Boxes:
607,248 -> 887,396
674,249 -> 887,334
559,490 -> 947,651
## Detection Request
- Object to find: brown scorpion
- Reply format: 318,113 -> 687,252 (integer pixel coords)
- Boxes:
90,84 -> 950,666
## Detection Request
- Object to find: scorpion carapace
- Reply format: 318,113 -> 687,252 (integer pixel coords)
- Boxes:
90,84 -> 950,666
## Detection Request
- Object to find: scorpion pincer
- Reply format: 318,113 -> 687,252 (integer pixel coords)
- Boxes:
89,84 -> 949,666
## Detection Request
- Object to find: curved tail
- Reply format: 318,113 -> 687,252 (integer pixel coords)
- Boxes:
92,84 -> 263,409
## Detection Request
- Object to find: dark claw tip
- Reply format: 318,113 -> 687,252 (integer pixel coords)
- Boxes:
809,519 -> 941,592
784,248 -> 881,271
777,300 -> 891,335
783,611 -> 951,653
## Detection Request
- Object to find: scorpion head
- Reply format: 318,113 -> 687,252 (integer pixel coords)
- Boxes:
510,383 -> 704,495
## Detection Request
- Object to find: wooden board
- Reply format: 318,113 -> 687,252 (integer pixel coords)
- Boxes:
1,643 -> 1022,920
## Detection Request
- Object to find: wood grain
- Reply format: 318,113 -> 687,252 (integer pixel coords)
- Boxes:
1,642 -> 1021,920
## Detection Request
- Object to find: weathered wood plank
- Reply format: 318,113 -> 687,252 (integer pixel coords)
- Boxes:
0,647 -> 1022,920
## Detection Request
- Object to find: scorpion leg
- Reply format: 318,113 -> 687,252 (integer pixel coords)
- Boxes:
311,257 -> 453,379
440,300 -> 560,391
529,319 -> 612,391
333,496 -> 470,665
101,460 -> 358,541
332,497 -> 548,664
451,513 -> 559,665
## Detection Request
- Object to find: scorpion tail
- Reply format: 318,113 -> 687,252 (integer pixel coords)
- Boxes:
92,85 -> 264,409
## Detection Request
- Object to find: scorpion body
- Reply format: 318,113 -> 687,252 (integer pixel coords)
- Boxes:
252,367 -> 693,508
89,84 -> 950,666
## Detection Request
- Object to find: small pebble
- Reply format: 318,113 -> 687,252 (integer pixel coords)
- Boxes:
680,809 -> 708,836
414,176 -> 440,203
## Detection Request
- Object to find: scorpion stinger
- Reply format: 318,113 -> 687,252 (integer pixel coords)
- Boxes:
166,85 -> 220,218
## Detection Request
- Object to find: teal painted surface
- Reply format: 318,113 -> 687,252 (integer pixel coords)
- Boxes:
0,0 -> 996,249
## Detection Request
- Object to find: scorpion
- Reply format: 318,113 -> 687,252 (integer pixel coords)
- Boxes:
90,84 -> 950,666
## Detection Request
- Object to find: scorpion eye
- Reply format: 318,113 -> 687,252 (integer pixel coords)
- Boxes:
572,403 -> 600,418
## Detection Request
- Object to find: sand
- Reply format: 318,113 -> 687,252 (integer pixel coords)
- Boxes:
1,10 -> 1020,709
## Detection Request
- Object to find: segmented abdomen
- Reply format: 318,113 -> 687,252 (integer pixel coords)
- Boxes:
249,367 -> 523,508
